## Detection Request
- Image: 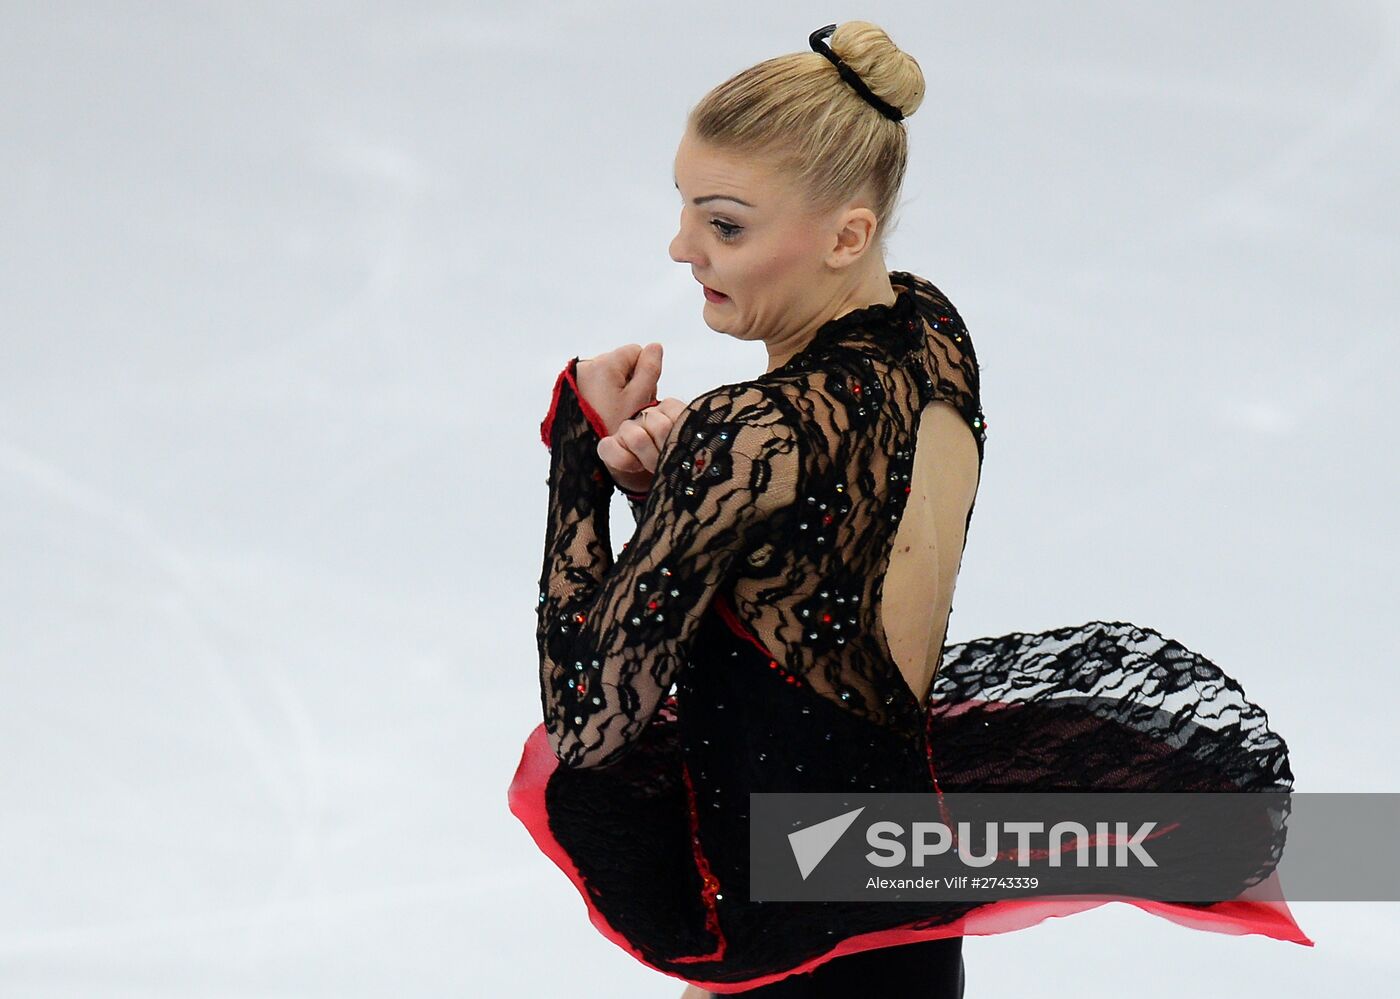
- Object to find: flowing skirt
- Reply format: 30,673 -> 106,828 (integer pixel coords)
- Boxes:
509,619 -> 1311,994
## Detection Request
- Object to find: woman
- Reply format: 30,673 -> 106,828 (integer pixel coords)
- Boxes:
510,21 -> 1308,997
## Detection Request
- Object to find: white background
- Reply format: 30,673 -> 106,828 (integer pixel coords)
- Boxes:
2,2 -> 1396,996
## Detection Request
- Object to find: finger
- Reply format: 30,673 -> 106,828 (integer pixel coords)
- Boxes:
598,344 -> 640,385
640,409 -> 675,453
625,343 -> 664,411
610,343 -> 642,377
656,396 -> 688,421
597,434 -> 647,474
636,398 -> 686,452
616,419 -> 661,472
626,397 -> 663,424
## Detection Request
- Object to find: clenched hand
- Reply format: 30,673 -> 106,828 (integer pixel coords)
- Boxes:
574,343 -> 685,497
598,396 -> 689,496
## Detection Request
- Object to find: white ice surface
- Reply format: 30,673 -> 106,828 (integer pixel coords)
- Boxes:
1,2 -> 1396,996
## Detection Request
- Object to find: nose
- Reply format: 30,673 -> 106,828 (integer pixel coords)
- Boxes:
668,227 -> 690,265
669,214 -> 703,267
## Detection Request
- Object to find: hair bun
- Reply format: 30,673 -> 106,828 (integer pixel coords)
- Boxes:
829,20 -> 925,119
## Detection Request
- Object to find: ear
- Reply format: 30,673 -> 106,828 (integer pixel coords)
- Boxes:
825,206 -> 880,269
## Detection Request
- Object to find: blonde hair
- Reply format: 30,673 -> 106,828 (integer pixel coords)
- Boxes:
687,21 -> 925,253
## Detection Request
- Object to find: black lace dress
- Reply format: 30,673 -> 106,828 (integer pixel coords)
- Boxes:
508,271 -> 1311,994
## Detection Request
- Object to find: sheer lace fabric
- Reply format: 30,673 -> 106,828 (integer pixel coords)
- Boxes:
536,272 -> 987,764
512,271 -> 1307,993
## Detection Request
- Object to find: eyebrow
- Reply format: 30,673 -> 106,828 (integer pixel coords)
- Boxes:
674,177 -> 755,208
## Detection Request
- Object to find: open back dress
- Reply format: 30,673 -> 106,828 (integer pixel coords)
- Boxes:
508,270 -> 1310,994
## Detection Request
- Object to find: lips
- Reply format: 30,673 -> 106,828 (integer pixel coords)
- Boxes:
702,285 -> 729,303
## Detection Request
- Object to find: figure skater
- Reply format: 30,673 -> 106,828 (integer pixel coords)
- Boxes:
510,20 -> 1307,997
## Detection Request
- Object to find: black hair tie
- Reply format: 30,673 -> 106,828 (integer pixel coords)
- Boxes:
809,23 -> 905,122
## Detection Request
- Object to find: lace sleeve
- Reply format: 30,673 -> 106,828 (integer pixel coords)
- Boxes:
535,357 -> 800,769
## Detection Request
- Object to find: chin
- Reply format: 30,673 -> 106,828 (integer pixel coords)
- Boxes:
700,308 -> 735,334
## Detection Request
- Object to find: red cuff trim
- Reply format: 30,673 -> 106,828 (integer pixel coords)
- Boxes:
540,357 -> 612,450
539,363 -> 570,449
566,359 -> 612,441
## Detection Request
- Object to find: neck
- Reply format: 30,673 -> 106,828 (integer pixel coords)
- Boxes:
837,265 -> 899,318
764,264 -> 898,374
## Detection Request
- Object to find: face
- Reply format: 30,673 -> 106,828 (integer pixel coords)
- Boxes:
669,128 -> 879,345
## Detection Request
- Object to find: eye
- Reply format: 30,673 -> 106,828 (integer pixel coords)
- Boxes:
711,220 -> 742,241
